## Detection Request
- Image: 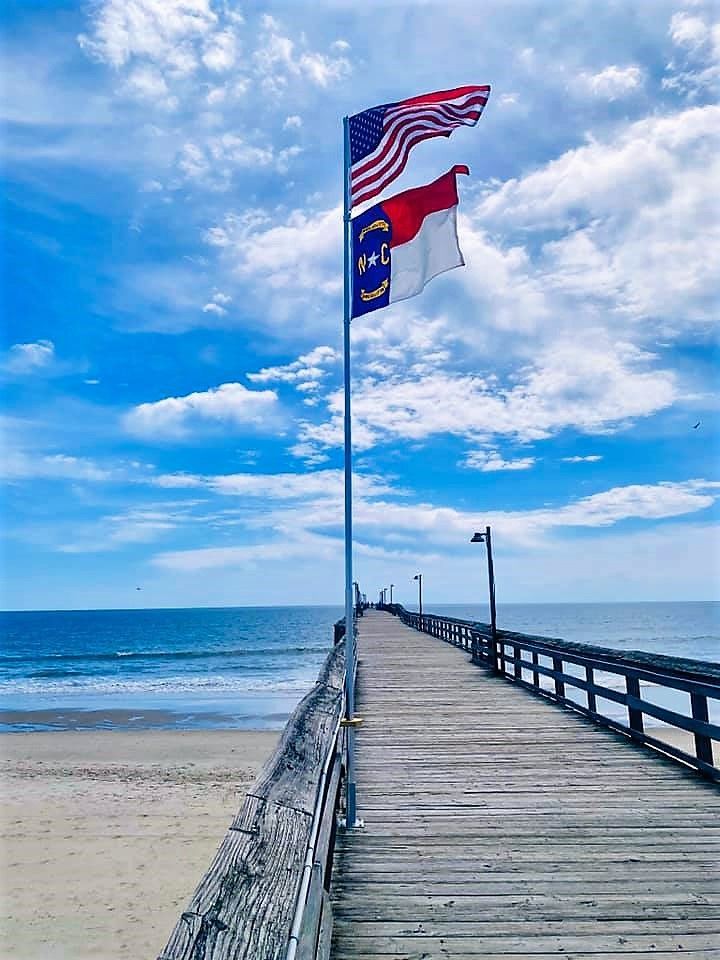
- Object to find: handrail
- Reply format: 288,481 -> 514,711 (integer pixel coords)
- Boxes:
383,603 -> 720,782
158,629 -> 349,960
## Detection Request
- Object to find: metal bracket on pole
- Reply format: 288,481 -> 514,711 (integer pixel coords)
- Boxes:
340,716 -> 364,728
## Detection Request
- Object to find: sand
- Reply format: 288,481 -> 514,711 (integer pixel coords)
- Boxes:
1,725 -> 715,960
0,730 -> 278,960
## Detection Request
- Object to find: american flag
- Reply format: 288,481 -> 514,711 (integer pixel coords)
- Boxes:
347,85 -> 490,209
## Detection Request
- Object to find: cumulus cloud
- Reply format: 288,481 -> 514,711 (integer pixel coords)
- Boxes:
253,15 -> 351,93
470,105 -> 720,336
123,382 -> 280,439
78,0 -> 218,71
247,345 -> 338,393
578,64 -> 643,99
296,341 -> 677,455
3,340 -> 55,375
204,205 -> 342,307
664,9 -> 720,97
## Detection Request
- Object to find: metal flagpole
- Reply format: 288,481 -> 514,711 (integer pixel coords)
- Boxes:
342,115 -> 359,828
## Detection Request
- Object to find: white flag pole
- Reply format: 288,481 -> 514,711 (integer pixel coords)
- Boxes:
342,115 -> 359,828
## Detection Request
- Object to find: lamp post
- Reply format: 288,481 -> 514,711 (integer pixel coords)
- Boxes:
413,573 -> 423,631
389,583 -> 394,605
471,526 -> 498,671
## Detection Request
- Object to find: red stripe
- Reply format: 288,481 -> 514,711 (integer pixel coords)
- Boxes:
384,92 -> 489,123
351,104 -> 482,189
351,131 -> 445,207
351,98 -> 488,187
395,84 -> 491,108
383,165 -> 469,248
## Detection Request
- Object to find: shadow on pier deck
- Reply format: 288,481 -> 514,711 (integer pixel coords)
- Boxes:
331,610 -> 720,959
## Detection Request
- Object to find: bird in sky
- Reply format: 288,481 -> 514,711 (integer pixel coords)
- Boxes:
693,421 -> 701,429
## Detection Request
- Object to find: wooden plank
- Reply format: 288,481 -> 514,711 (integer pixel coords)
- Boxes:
331,611 -> 720,959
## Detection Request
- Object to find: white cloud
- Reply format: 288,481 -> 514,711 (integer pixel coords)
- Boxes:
471,105 -> 720,335
2,451 -> 112,482
247,345 -> 338,392
664,10 -> 720,97
562,455 -> 603,463
463,451 -> 536,472
578,64 -> 643,99
283,115 -> 302,130
205,205 -> 342,307
152,468 -> 393,501
123,64 -> 177,110
153,531 -> 341,571
202,28 -> 237,72
4,340 -> 55,375
297,340 -> 676,454
77,0 -> 217,71
123,382 -> 279,439
253,17 -> 351,92
343,480 -> 720,549
670,11 -> 711,49
202,302 -> 226,316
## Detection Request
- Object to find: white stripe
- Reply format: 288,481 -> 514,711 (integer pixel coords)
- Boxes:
389,205 -> 464,304
353,102 -> 485,179
352,126 -> 441,203
351,113 -> 471,193
352,118 -> 455,192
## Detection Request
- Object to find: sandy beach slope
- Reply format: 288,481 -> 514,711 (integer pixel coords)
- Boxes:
0,730 -> 277,960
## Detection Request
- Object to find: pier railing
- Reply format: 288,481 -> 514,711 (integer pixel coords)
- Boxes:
384,603 -> 720,782
158,627 -> 351,960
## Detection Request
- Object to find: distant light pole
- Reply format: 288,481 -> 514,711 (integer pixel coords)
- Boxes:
389,583 -> 395,605
471,526 -> 498,670
413,573 -> 423,631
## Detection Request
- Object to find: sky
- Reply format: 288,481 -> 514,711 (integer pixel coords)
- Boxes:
1,0 -> 719,611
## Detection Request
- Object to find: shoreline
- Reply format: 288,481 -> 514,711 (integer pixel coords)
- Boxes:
1,728 -> 277,960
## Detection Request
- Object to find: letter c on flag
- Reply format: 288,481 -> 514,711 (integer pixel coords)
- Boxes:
380,242 -> 390,265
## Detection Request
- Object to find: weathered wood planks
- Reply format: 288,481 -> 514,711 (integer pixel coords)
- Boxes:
158,639 -> 345,960
331,611 -> 720,959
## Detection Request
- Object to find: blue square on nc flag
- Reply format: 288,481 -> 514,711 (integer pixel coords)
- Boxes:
351,203 -> 392,319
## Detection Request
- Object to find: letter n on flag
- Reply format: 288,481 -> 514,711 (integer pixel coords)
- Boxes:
351,165 -> 469,319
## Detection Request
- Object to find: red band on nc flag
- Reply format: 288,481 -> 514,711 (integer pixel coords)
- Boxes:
351,166 -> 469,319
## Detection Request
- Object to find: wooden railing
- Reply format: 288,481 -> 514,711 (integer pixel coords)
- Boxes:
158,632 -> 349,960
384,603 -> 720,783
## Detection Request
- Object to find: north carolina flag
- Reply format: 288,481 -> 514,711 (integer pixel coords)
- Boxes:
351,165 -> 469,319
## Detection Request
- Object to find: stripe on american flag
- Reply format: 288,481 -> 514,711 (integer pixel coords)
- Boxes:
348,85 -> 490,209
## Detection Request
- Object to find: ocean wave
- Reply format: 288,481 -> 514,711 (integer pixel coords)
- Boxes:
0,643 -> 331,665
0,673 -> 316,696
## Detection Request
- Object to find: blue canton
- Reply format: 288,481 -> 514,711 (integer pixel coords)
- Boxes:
348,107 -> 387,165
351,202 -> 392,318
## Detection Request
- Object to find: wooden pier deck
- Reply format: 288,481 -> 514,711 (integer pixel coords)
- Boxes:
331,610 -> 720,959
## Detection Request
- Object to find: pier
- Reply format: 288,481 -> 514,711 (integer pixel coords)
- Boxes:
159,607 -> 720,960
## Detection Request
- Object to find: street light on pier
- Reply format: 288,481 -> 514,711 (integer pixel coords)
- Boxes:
413,573 -> 423,631
389,583 -> 395,605
471,526 -> 498,668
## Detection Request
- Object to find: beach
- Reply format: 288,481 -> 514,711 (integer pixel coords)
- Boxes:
0,729 -> 277,960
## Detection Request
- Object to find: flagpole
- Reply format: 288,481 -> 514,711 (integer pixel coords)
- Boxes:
342,115 -> 359,828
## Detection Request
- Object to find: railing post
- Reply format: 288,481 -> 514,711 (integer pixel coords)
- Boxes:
513,645 -> 521,681
691,692 -> 714,767
552,656 -> 565,699
626,675 -> 644,736
532,651 -> 539,689
586,666 -> 597,714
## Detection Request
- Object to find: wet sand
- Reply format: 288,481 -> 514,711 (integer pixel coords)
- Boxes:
0,730 -> 277,960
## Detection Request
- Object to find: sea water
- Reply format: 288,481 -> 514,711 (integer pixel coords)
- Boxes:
1,602 -> 717,731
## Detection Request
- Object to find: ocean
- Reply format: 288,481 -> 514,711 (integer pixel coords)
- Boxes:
1,602 -> 718,732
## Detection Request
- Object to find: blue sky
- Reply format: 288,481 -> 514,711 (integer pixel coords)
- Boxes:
2,0 -> 719,610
